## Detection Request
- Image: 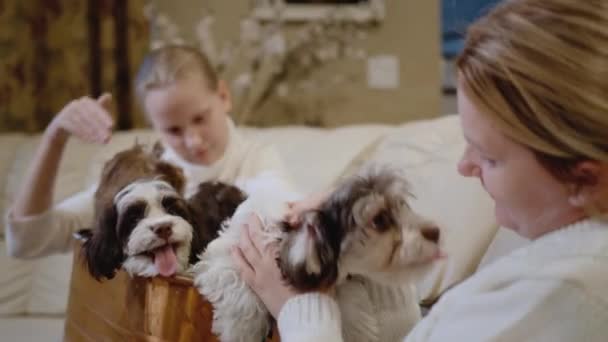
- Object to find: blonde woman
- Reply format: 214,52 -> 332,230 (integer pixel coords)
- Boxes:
233,0 -> 608,340
5,45 -> 289,258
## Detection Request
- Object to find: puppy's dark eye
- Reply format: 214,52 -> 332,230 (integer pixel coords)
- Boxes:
371,210 -> 392,232
162,196 -> 188,218
118,201 -> 147,237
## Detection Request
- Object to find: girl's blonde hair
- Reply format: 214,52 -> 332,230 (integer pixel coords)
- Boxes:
457,0 -> 608,184
135,45 -> 218,103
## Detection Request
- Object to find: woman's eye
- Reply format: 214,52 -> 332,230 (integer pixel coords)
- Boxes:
482,157 -> 497,167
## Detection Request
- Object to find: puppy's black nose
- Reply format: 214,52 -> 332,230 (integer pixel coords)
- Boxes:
421,226 -> 440,243
153,223 -> 173,240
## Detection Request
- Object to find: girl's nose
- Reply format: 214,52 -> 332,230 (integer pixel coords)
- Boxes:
184,130 -> 204,149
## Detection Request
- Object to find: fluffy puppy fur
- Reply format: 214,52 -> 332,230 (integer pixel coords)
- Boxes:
82,143 -> 246,280
193,167 -> 441,342
279,166 -> 442,290
193,173 -> 301,342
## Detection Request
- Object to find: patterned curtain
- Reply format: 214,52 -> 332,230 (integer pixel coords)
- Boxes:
0,0 -> 149,133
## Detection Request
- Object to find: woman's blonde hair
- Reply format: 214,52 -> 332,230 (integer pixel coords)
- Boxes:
135,45 -> 218,104
457,0 -> 608,184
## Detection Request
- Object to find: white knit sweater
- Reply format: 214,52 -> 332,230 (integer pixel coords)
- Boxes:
278,218 -> 608,342
4,118 -> 289,258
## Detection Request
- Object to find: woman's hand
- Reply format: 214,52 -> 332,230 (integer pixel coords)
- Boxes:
232,214 -> 299,318
285,189 -> 331,225
47,93 -> 114,144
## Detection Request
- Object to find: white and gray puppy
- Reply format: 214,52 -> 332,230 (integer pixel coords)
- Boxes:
193,167 -> 442,342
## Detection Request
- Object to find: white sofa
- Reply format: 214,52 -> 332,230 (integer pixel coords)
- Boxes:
0,115 -> 527,341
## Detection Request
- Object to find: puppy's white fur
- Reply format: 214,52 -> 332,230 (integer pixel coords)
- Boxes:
193,173 -> 300,342
194,168 -> 441,342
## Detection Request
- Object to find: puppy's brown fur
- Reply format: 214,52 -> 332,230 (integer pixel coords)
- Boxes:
93,142 -> 185,216
84,142 -> 246,279
187,181 -> 247,262
84,142 -> 187,280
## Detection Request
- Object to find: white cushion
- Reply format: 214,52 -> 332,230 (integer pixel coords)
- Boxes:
27,252 -> 73,314
0,316 -> 64,341
0,240 -> 33,315
0,240 -> 72,315
242,124 -> 392,193
0,134 -> 28,238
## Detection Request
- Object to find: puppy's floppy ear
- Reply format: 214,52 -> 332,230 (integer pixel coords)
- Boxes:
278,211 -> 343,292
82,204 -> 125,281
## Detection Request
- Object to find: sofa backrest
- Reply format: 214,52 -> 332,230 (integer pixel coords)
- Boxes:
0,115 -> 502,316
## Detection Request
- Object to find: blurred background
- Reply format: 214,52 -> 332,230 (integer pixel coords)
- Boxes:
0,0 -> 499,132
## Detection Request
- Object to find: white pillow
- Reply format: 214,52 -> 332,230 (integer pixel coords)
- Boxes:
26,252 -> 73,314
346,115 -> 499,300
242,124 -> 393,193
0,239 -> 73,315
0,240 -> 33,315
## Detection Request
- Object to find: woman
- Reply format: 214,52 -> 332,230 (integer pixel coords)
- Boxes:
233,0 -> 608,340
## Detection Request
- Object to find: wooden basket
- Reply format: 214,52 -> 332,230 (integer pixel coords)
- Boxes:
64,243 -> 279,342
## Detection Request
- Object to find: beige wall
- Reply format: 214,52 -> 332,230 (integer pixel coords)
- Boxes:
152,0 -> 441,127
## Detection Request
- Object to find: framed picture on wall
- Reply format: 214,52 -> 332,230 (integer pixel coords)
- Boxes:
252,0 -> 385,22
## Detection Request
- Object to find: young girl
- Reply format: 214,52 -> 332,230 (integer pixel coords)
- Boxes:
5,45 -> 290,258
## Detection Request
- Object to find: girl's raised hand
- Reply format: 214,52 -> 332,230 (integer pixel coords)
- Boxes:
48,93 -> 114,144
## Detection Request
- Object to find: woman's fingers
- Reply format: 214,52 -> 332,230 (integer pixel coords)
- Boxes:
238,221 -> 262,266
247,213 -> 276,256
231,247 -> 256,285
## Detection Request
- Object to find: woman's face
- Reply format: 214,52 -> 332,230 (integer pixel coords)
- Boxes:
144,78 -> 231,165
456,88 -> 584,239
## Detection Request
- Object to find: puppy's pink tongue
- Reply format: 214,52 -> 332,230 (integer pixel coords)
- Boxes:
154,245 -> 178,277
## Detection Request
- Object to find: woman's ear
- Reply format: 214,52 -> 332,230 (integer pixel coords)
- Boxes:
567,161 -> 604,207
216,79 -> 232,114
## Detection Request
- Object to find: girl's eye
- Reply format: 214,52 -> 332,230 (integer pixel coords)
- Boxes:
192,114 -> 206,125
167,126 -> 182,135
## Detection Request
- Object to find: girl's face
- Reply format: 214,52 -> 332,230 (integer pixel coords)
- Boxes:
144,78 -> 231,165
456,87 -> 585,239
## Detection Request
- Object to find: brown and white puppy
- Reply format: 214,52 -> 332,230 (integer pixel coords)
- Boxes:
82,143 -> 246,280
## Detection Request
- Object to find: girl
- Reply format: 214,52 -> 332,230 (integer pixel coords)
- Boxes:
5,45 -> 290,258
